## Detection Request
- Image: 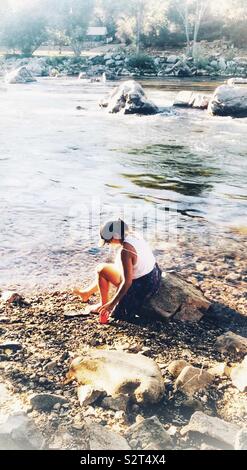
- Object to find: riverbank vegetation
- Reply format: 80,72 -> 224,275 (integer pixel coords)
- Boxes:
0,0 -> 246,58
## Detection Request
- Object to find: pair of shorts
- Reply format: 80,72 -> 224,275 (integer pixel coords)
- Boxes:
114,263 -> 162,321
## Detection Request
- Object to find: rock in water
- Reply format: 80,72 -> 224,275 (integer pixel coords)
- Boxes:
227,78 -> 247,85
66,349 -> 165,404
100,80 -> 158,115
208,85 -> 247,117
87,423 -> 130,450
5,66 -> 36,84
215,331 -> 247,354
173,91 -> 209,109
143,272 -> 210,321
0,413 -> 44,450
181,411 -> 240,448
125,416 -> 172,450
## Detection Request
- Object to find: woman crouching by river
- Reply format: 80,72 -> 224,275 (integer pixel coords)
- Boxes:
73,219 -> 162,322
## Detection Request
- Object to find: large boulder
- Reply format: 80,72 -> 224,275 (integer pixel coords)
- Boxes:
66,349 -> 165,404
5,66 -> 36,84
143,272 -> 211,322
0,413 -> 44,450
208,85 -> 247,117
181,411 -> 241,449
100,80 -> 159,115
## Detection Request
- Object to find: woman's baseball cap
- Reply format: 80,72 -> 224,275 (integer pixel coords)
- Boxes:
98,219 -> 129,247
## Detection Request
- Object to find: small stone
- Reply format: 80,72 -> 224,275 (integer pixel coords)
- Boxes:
0,342 -> 23,353
129,439 -> 138,449
101,395 -> 129,412
30,393 -> 68,412
215,332 -> 247,354
167,425 -> 177,436
77,385 -> 105,407
44,361 -> 57,371
53,403 -> 61,411
230,356 -> 247,392
135,415 -> 144,424
168,359 -> 189,377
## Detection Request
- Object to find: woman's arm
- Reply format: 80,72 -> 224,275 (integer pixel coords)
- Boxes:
110,249 -> 133,307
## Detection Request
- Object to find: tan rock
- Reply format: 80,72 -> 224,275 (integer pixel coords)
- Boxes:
77,385 -> 105,407
230,356 -> 247,392
215,331 -> 247,354
175,366 -> 214,396
167,359 -> 189,378
66,349 -> 165,404
208,363 -> 231,377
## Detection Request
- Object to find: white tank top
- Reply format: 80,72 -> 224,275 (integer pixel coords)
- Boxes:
115,232 -> 156,280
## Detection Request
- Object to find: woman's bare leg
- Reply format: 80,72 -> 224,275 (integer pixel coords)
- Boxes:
73,282 -> 98,302
73,263 -> 122,306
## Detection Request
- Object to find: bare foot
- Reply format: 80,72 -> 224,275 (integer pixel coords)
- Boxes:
73,289 -> 91,302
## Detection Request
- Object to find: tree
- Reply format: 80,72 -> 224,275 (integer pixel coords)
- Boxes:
53,0 -> 95,56
168,0 -> 210,57
1,7 -> 47,55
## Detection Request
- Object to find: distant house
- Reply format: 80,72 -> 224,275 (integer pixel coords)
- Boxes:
86,27 -> 108,42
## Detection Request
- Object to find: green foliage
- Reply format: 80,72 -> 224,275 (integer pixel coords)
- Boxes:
127,53 -> 155,70
1,10 -> 47,55
0,0 -> 246,56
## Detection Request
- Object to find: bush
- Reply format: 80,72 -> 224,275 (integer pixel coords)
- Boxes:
127,53 -> 155,70
224,20 -> 247,48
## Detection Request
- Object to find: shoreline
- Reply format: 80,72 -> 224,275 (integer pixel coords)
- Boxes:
1,237 -> 246,450
1,50 -> 247,81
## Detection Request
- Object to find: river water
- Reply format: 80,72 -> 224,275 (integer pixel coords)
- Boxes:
0,77 -> 246,291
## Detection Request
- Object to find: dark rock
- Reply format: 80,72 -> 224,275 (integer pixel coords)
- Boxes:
30,393 -> 68,412
143,272 -> 211,321
209,85 -> 247,117
0,342 -> 23,353
125,416 -> 172,450
100,80 -> 159,115
101,395 -> 130,412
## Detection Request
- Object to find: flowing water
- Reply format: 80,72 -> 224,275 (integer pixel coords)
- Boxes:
0,77 -> 246,290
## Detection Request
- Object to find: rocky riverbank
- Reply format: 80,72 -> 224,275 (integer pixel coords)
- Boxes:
0,238 -> 246,450
1,50 -> 247,80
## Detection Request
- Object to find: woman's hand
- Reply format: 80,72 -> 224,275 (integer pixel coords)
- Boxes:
98,301 -> 116,316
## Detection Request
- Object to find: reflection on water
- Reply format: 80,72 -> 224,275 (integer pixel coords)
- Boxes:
121,143 -> 217,197
0,77 -> 246,290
